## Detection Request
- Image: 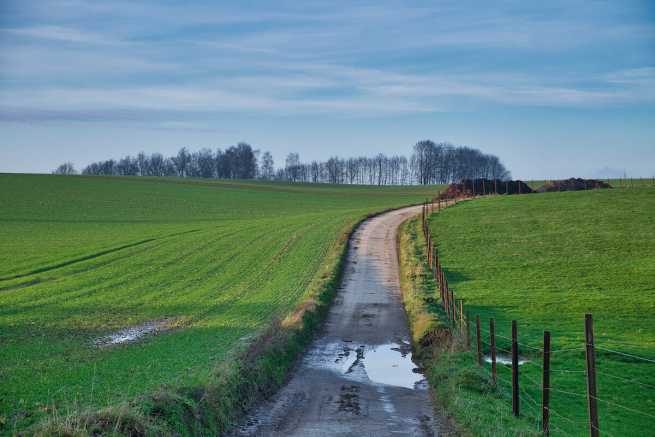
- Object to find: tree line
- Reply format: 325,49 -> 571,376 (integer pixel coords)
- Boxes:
53,140 -> 510,185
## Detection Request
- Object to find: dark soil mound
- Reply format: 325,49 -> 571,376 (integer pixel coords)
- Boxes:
439,179 -> 533,199
537,178 -> 612,192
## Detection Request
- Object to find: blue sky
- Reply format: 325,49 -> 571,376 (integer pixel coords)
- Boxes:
1,0 -> 653,179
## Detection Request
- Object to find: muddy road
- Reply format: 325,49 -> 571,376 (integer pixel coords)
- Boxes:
233,206 -> 452,436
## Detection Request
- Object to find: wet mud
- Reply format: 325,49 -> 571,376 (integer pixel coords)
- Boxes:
94,318 -> 175,347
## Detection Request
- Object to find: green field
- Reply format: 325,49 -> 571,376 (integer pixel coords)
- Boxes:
0,174 -> 439,433
427,188 -> 655,436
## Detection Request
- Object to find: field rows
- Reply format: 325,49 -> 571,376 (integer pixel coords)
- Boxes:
0,174 -> 439,432
428,188 -> 655,435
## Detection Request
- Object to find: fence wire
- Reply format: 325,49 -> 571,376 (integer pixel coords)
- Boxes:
421,199 -> 655,436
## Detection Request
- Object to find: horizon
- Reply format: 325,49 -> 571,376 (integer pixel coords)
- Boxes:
1,1 -> 654,179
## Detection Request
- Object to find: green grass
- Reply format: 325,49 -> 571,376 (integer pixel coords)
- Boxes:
427,188 -> 655,436
398,216 -> 539,437
0,174 -> 441,434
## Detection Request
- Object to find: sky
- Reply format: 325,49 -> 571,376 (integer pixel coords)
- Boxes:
0,0 -> 654,179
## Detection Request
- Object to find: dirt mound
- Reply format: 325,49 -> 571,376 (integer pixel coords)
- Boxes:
438,179 -> 533,199
537,178 -> 612,192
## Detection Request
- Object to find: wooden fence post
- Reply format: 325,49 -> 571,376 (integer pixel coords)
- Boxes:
447,289 -> 452,320
459,300 -> 464,330
585,314 -> 599,437
439,271 -> 445,305
542,331 -> 551,437
439,272 -> 444,306
442,275 -> 447,313
475,315 -> 482,365
443,278 -> 448,315
490,318 -> 497,385
427,238 -> 431,266
466,312 -> 471,350
422,204 -> 425,227
430,240 -> 434,269
512,320 -> 520,417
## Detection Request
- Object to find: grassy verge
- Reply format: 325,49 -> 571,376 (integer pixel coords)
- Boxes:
398,216 -> 539,437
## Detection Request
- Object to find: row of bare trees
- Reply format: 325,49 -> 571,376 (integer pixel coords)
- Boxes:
278,153 -> 412,185
54,140 -> 510,185
411,140 -> 510,184
76,143 -> 258,179
276,141 -> 510,185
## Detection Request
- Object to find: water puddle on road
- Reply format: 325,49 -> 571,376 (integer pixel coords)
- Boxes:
363,343 -> 424,389
310,340 -> 426,389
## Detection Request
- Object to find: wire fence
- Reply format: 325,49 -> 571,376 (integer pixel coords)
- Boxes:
419,198 -> 655,436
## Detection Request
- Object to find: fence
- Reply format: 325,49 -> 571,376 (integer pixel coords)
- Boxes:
420,198 -> 655,436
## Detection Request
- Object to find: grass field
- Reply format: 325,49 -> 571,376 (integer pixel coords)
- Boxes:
0,174 -> 440,434
427,188 -> 655,436
399,216 -> 538,437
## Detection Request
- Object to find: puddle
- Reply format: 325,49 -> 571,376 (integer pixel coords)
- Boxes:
484,353 -> 530,366
94,319 -> 174,347
364,343 -> 424,389
310,340 -> 426,389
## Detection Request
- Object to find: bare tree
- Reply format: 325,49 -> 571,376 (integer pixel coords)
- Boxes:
285,153 -> 301,182
136,152 -> 148,176
195,148 -> 215,178
116,156 -> 139,175
172,147 -> 191,177
260,151 -> 275,180
53,162 -> 77,175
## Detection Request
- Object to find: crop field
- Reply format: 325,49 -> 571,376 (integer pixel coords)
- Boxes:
427,188 -> 655,435
0,174 -> 439,433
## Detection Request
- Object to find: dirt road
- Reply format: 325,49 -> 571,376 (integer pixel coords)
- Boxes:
233,205 -> 452,436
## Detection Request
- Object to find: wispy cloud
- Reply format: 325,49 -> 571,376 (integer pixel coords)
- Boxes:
3,63 -> 653,124
1,0 -> 654,125
1,25 -> 114,44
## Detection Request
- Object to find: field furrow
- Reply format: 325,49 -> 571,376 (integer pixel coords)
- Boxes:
0,174 -> 439,433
